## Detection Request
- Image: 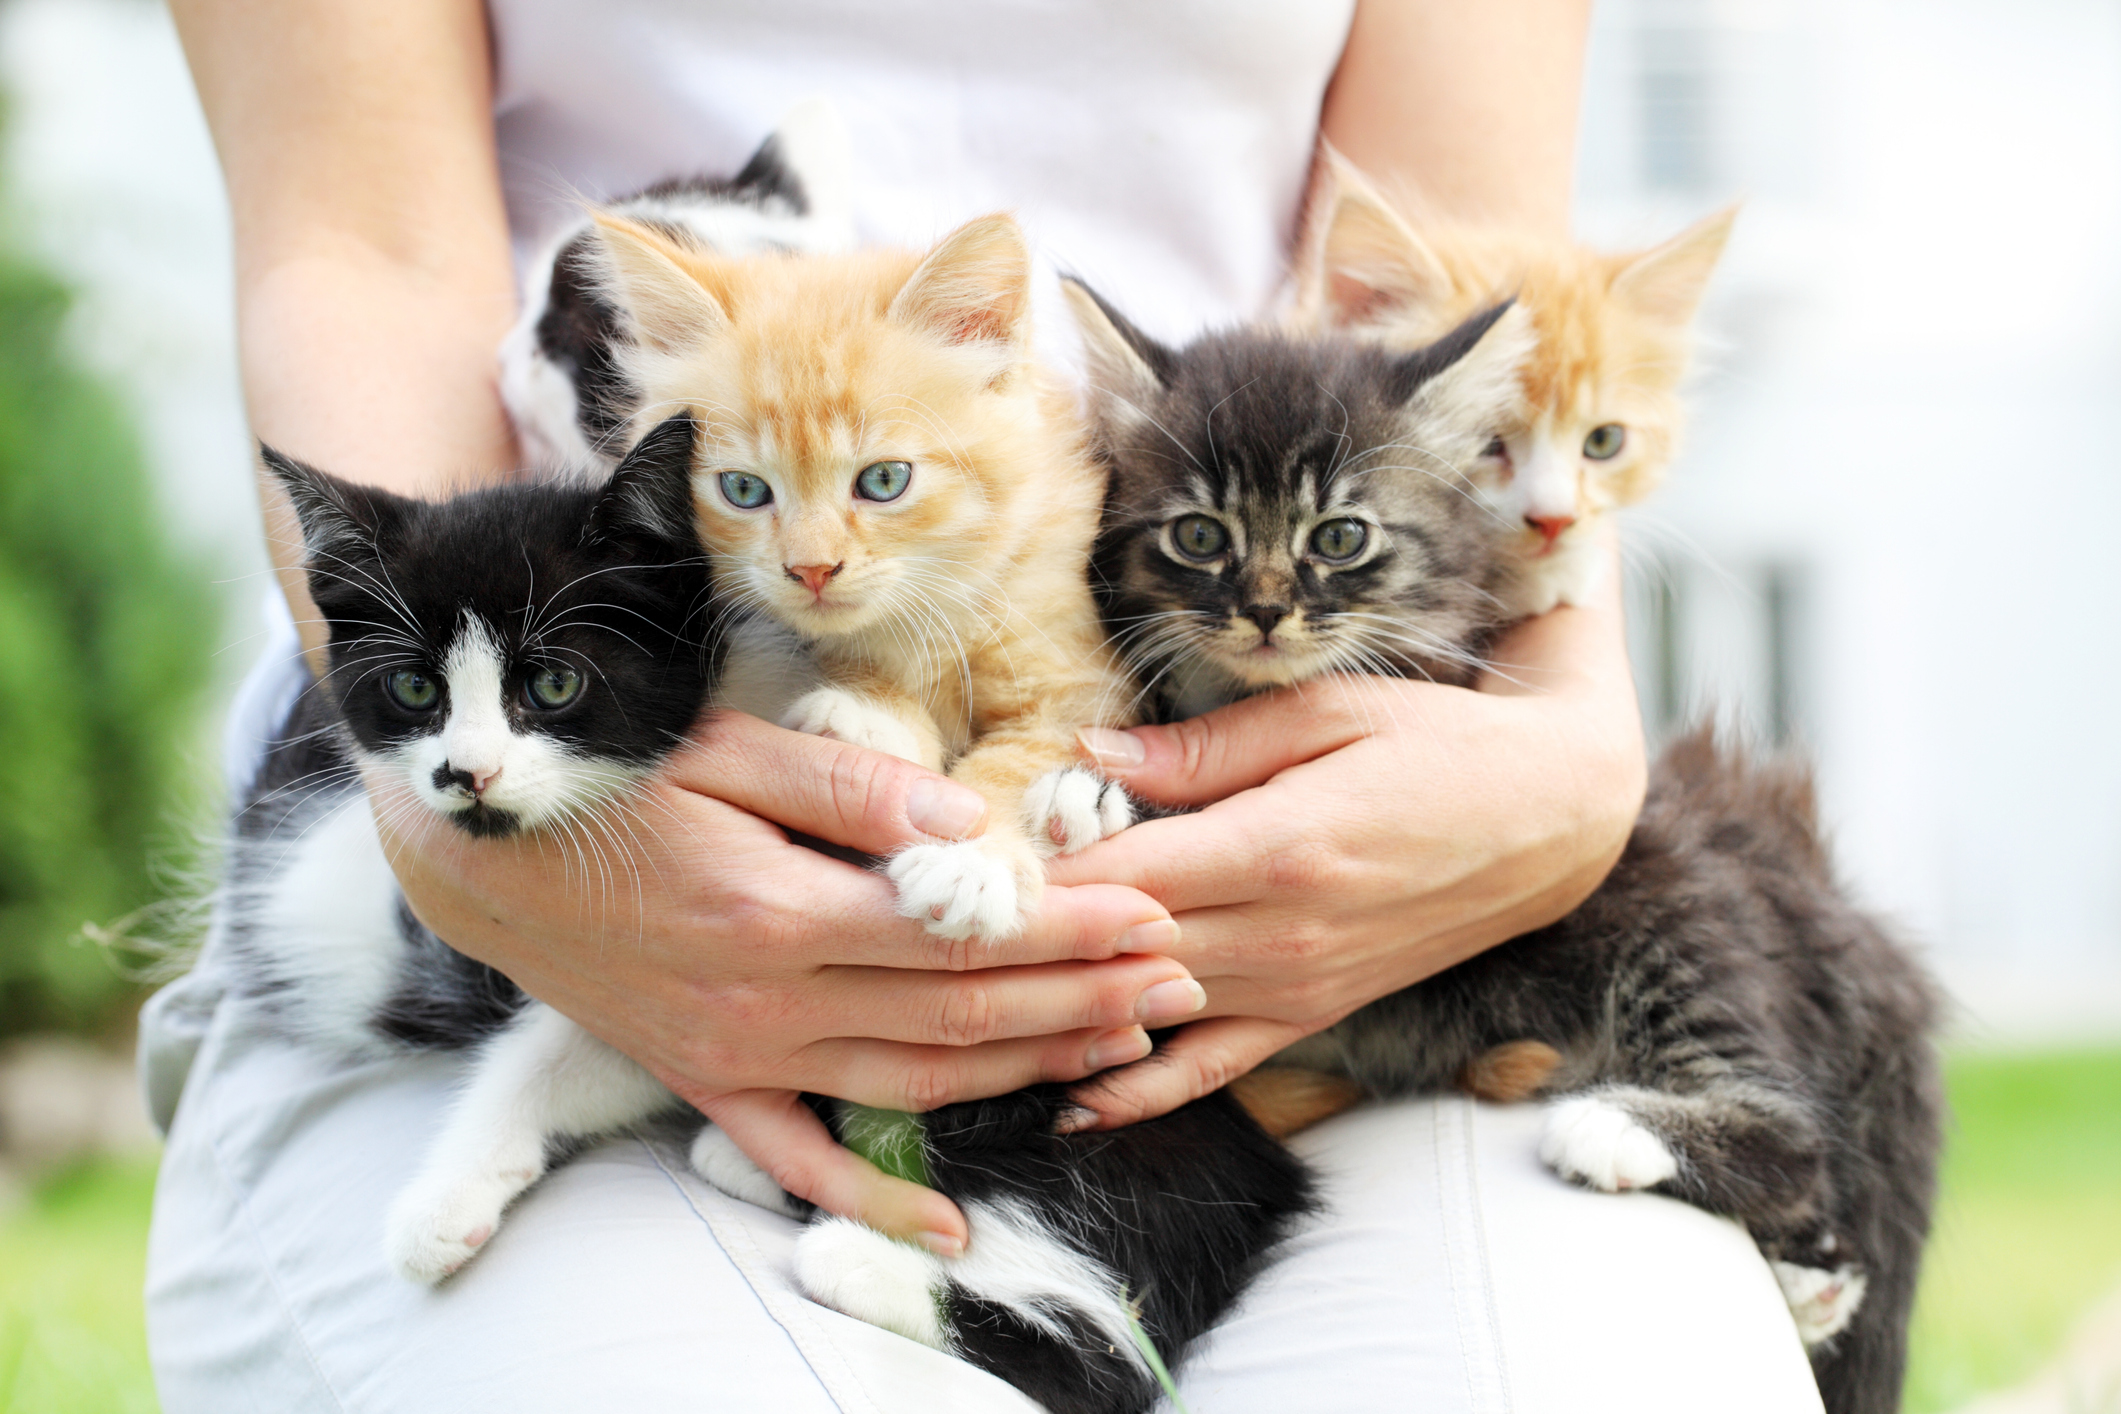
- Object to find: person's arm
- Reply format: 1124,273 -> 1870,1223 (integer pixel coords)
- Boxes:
172,0 -> 1199,1250
1051,0 -> 1641,1128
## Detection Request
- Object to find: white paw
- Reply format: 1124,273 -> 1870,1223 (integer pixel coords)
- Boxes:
887,839 -> 1033,941
781,687 -> 928,766
1022,767 -> 1133,857
689,1125 -> 803,1218
794,1216 -> 948,1349
1538,1095 -> 1680,1193
1772,1261 -> 1868,1346
384,1158 -> 543,1284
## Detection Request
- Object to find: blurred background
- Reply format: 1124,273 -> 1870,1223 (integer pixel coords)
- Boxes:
0,1 -> 2113,1410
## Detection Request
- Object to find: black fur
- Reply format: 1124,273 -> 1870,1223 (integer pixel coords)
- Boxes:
232,415 -> 724,1054
533,127 -> 814,457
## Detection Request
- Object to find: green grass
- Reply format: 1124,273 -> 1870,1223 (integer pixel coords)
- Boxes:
0,1154 -> 158,1414
1905,1049 -> 2121,1412
0,1051 -> 2114,1413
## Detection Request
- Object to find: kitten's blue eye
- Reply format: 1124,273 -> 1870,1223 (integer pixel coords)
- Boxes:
1309,519 -> 1369,563
720,471 -> 772,508
384,670 -> 439,712
1169,515 -> 1229,561
855,460 -> 912,502
525,666 -> 583,710
1583,424 -> 1626,460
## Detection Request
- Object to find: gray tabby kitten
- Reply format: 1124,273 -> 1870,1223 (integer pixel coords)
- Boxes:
1069,278 -> 1943,1414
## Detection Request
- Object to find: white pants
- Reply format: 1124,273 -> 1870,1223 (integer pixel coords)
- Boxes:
140,968 -> 1825,1413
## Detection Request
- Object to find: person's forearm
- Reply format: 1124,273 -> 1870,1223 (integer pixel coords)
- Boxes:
172,0 -> 519,659
1321,0 -> 1592,234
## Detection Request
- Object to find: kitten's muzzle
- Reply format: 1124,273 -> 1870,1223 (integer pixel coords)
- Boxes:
1243,604 -> 1290,640
433,762 -> 502,797
785,561 -> 845,597
1526,515 -> 1575,555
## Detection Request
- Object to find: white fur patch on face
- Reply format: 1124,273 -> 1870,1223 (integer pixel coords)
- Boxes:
376,615 -> 641,835
1538,1093 -> 1681,1192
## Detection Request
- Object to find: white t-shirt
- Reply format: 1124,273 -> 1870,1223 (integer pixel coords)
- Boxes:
488,0 -> 1357,357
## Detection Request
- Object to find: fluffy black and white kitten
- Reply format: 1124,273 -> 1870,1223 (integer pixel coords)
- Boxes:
499,99 -> 853,472
229,415 -> 741,1282
1068,282 -> 1944,1414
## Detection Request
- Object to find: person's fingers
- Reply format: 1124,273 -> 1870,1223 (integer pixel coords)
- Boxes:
1074,675 -> 1418,807
816,882 -> 1181,971
666,710 -> 990,854
1055,1015 -> 1310,1131
807,1024 -> 1156,1112
698,1088 -> 967,1254
815,955 -> 1205,1047
1043,793 -> 1296,910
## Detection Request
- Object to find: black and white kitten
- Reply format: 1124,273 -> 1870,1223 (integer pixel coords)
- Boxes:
1068,282 -> 1944,1414
499,99 -> 853,473
230,415 -> 745,1283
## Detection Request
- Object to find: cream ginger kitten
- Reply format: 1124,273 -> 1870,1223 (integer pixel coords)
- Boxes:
1295,147 -> 1735,616
590,212 -> 1132,940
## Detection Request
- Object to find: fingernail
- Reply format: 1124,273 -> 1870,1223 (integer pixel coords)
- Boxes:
1052,1104 -> 1101,1136
915,1230 -> 965,1259
907,777 -> 987,839
1119,919 -> 1180,954
1084,1026 -> 1152,1071
1135,977 -> 1207,1023
1077,727 -> 1145,770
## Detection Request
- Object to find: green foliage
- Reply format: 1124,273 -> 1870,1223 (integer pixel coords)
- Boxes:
0,251 -> 215,1037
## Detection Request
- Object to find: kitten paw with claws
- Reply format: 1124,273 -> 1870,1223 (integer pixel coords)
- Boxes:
385,1158 -> 543,1284
888,839 -> 1038,941
1537,1094 -> 1680,1192
689,1125 -> 805,1218
1022,766 -> 1133,856
1771,1260 -> 1868,1345
781,687 -> 935,770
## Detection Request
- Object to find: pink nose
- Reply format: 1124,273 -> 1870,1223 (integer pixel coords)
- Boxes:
1526,515 -> 1575,554
469,765 -> 501,795
785,562 -> 843,596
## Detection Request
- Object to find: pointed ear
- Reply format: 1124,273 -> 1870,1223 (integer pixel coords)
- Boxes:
742,97 -> 854,236
1061,276 -> 1174,409
1611,204 -> 1737,328
1296,145 -> 1455,328
590,414 -> 701,547
589,212 -> 731,354
260,444 -> 402,566
888,213 -> 1032,352
1387,301 -> 1535,444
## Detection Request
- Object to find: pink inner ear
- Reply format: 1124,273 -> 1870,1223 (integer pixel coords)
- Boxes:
1328,272 -> 1398,326
943,304 -> 1016,345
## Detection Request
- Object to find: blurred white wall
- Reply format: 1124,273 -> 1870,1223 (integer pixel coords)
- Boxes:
1584,0 -> 2121,1042
3,0 -> 2114,1043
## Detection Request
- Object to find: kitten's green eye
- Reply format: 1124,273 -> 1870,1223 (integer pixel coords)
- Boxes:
1482,436 -> 1508,460
1170,515 -> 1229,561
1583,424 -> 1627,460
1309,518 -> 1369,562
855,461 -> 912,502
720,471 -> 772,509
384,670 -> 439,712
525,666 -> 583,710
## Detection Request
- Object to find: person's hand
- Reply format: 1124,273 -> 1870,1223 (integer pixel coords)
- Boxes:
376,710 -> 1201,1254
1047,542 -> 1645,1130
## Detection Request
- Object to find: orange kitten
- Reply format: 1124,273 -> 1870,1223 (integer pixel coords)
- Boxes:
590,211 -> 1133,940
1294,148 -> 1734,616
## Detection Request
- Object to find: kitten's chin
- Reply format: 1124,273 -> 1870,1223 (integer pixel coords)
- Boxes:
1212,645 -> 1334,689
